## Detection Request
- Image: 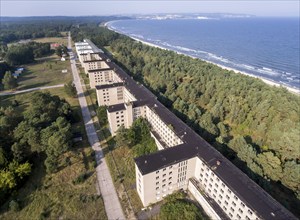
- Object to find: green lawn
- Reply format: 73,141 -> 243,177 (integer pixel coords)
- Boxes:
0,88 -> 107,220
16,55 -> 72,90
34,36 -> 68,46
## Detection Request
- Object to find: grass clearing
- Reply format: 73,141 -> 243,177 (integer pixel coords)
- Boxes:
33,36 -> 68,46
16,55 -> 72,90
105,144 -> 144,216
0,89 -> 107,220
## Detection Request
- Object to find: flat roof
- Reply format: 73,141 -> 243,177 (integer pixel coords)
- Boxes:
88,68 -> 113,73
95,82 -> 124,90
83,59 -> 103,63
107,103 -> 126,113
85,40 -> 297,220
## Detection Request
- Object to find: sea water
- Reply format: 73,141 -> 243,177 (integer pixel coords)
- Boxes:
108,17 -> 300,90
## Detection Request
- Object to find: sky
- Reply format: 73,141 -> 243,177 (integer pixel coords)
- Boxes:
0,1 -> 299,17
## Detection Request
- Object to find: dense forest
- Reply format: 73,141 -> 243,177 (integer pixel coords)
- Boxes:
0,92 -> 73,205
71,24 -> 300,215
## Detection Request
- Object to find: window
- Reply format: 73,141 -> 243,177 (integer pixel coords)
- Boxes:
162,184 -> 166,188
163,174 -> 166,178
156,187 -> 159,190
246,216 -> 250,220
216,178 -> 220,182
169,177 -> 172,180
163,179 -> 166,182
225,201 -> 228,205
226,195 -> 230,200
220,189 -> 224,193
219,194 -> 223,199
237,214 -> 241,219
228,189 -> 232,194
156,176 -> 159,180
230,207 -> 234,212
169,166 -> 172,169
222,183 -> 225,187
212,173 -> 215,177
213,194 -> 216,198
241,202 -> 245,207
169,171 -> 172,175
229,213 -> 233,218
248,210 -> 253,215
156,171 -> 159,174
163,168 -> 166,171
232,202 -> 236,207
223,206 -> 227,211
234,195 -> 238,200
168,182 -> 172,185
218,200 -> 221,204
215,183 -> 219,188
238,208 -> 243,214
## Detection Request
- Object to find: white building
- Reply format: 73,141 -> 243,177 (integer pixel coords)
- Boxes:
75,40 -> 297,220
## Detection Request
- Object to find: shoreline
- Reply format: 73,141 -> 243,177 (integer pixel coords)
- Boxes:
105,21 -> 300,95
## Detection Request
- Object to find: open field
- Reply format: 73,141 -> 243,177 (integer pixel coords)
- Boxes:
34,36 -> 68,46
16,55 -> 72,90
0,88 -> 107,220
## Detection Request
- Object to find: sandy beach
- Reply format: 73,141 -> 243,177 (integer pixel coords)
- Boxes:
106,22 -> 300,95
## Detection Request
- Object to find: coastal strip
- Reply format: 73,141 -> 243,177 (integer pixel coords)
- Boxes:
105,21 -> 300,95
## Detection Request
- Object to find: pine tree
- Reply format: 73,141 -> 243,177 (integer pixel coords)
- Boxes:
2,71 -> 17,90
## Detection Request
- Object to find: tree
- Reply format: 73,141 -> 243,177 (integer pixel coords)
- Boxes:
96,106 -> 108,125
281,161 -> 300,192
115,125 -> 130,147
44,155 -> 58,173
2,71 -> 17,90
0,170 -> 16,190
256,152 -> 283,181
4,45 -> 34,65
64,81 -> 77,97
160,199 -> 205,220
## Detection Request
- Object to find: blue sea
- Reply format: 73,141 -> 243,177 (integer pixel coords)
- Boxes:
107,17 -> 300,90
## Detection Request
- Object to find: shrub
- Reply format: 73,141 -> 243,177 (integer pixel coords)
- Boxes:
9,200 -> 20,212
72,172 -> 88,185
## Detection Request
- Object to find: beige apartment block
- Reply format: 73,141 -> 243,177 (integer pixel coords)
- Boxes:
96,83 -> 125,106
107,101 -> 147,136
75,39 -> 297,220
88,68 -> 122,88
136,157 -> 197,207
83,60 -> 110,73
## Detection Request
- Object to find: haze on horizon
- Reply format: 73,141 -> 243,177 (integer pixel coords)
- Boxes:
1,0 -> 299,17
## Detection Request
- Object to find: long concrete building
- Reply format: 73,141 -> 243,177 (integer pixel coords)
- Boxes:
75,40 -> 297,220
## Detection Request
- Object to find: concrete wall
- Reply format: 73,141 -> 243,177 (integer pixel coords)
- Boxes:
188,180 -> 222,220
96,86 -> 124,107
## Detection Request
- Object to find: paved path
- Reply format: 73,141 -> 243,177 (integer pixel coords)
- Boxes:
0,84 -> 64,96
68,32 -> 125,220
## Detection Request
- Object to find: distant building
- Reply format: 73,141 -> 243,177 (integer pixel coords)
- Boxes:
75,40 -> 297,220
50,43 -> 61,50
12,73 -> 19,78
